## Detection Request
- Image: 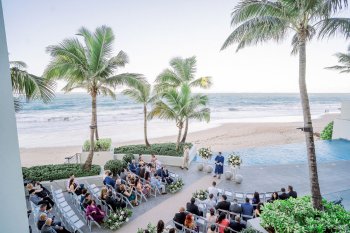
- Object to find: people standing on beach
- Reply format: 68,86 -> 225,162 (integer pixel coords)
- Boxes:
181,145 -> 190,170
214,152 -> 224,179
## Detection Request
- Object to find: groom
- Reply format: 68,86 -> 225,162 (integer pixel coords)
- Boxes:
214,152 -> 224,179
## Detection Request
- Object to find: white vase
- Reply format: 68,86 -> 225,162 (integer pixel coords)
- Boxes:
205,165 -> 213,173
225,171 -> 233,180
197,163 -> 204,171
235,174 -> 243,184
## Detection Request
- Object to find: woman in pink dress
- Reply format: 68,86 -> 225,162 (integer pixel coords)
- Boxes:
85,200 -> 105,223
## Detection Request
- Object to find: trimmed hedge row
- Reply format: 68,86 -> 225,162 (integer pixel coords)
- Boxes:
83,138 -> 112,152
320,121 -> 334,140
22,164 -> 101,181
114,143 -> 192,157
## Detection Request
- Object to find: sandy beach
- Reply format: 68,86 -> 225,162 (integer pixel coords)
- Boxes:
20,114 -> 337,167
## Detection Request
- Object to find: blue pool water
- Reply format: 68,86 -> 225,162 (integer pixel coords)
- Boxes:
194,139 -> 350,166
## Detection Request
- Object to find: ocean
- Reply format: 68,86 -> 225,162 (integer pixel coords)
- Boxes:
16,93 -> 350,148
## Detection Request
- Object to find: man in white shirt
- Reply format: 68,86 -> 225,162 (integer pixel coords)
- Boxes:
208,181 -> 219,200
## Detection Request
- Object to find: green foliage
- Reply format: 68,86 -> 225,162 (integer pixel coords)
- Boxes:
260,196 -> 350,233
114,143 -> 192,157
241,228 -> 260,233
137,223 -> 157,233
104,208 -> 132,230
320,121 -> 334,140
122,153 -> 135,164
22,164 -> 100,181
83,138 -> 112,152
104,159 -> 127,176
168,179 -> 184,193
192,189 -> 208,201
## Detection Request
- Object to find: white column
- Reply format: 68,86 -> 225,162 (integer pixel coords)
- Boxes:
0,0 -> 29,232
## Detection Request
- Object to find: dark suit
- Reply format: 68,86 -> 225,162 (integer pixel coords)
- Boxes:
186,202 -> 200,216
106,195 -> 126,211
216,200 -> 230,211
279,192 -> 289,200
173,212 -> 187,229
229,220 -> 246,232
288,191 -> 297,198
229,203 -> 242,214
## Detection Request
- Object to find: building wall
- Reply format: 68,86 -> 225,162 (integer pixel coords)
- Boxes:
333,101 -> 350,140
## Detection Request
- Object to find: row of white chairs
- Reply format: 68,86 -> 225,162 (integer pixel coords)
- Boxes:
211,189 -> 278,203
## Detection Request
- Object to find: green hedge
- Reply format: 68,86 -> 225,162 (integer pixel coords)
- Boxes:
114,143 -> 192,157
261,196 -> 350,232
122,153 -> 135,164
104,159 -> 127,176
320,121 -> 334,140
22,164 -> 101,181
83,138 -> 112,152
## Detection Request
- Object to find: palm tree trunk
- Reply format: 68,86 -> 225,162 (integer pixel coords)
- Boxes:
298,38 -> 322,210
176,122 -> 183,151
144,104 -> 150,147
83,92 -> 97,171
181,118 -> 189,143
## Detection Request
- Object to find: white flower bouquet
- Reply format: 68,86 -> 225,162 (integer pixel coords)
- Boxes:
168,179 -> 184,193
198,147 -> 212,160
104,208 -> 132,230
228,153 -> 242,167
192,189 -> 208,201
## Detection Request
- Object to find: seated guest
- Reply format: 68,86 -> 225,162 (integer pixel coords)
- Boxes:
37,204 -> 57,223
27,183 -> 48,199
173,207 -> 187,230
268,192 -> 279,203
288,185 -> 297,198
215,195 -> 230,212
105,190 -> 126,211
66,174 -> 82,192
135,177 -> 150,197
82,193 -> 92,209
255,203 -> 264,217
157,166 -> 173,184
68,176 -> 83,195
85,200 -> 105,224
37,214 -> 70,233
135,164 -> 141,176
103,172 -> 116,188
208,181 -> 219,200
119,168 -> 128,181
184,213 -> 197,231
100,187 -> 108,201
241,198 -> 254,217
37,213 -> 47,230
129,160 -> 137,173
229,215 -> 246,232
200,193 -> 216,210
157,220 -> 165,233
102,170 -> 111,184
29,190 -> 54,210
186,197 -> 201,216
279,188 -> 289,200
252,192 -> 260,206
34,182 -> 51,197
207,224 -> 216,233
216,212 -> 230,233
168,228 -> 175,233
138,154 -> 145,165
41,218 -> 71,233
206,208 -> 217,224
115,179 -> 122,192
80,189 -> 88,206
150,173 -> 167,194
139,164 -> 146,179
229,199 -> 242,214
120,184 -> 138,206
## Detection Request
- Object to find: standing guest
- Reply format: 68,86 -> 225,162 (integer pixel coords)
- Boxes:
229,199 -> 242,214
184,214 -> 197,231
85,200 -> 105,223
279,188 -> 289,200
288,185 -> 297,198
229,215 -> 246,232
214,152 -> 224,179
206,208 -> 217,225
29,190 -> 54,210
215,195 -> 230,212
157,220 -> 165,233
254,203 -> 264,217
200,193 -> 216,210
268,192 -> 279,203
186,197 -> 201,216
173,207 -> 187,230
181,145 -> 190,170
208,181 -> 219,200
241,198 -> 254,218
129,160 -> 137,173
216,212 -> 230,233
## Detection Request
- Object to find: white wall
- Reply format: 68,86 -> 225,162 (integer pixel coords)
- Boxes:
0,1 -> 29,231
333,101 -> 350,140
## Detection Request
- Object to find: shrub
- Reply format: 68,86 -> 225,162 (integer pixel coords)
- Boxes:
83,138 -> 112,152
122,153 -> 135,164
320,121 -> 333,140
22,164 -> 101,181
137,223 -> 156,233
104,208 -> 132,230
260,196 -> 350,233
104,160 -> 127,176
114,143 -> 192,157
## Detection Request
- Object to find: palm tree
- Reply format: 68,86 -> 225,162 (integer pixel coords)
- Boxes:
326,45 -> 350,73
155,56 -> 212,142
122,81 -> 156,147
10,61 -> 55,112
221,0 -> 350,210
149,84 -> 210,150
45,25 -> 144,171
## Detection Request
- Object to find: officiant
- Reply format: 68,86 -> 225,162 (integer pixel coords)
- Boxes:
214,152 -> 224,179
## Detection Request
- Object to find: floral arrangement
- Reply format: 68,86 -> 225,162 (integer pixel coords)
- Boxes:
192,189 -> 208,201
137,223 -> 156,233
228,153 -> 242,167
104,208 -> 132,230
198,147 -> 212,160
168,178 -> 184,193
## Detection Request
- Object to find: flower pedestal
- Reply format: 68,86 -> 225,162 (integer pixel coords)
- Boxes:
231,166 -> 243,184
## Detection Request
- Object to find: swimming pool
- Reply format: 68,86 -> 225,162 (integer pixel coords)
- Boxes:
194,139 -> 350,166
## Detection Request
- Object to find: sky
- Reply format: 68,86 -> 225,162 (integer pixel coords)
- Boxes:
2,0 -> 350,93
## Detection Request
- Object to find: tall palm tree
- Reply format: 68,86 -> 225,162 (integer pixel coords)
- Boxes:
122,81 -> 156,147
149,84 -> 210,150
45,25 -> 144,171
155,56 -> 212,142
221,0 -> 350,210
11,61 -> 55,112
326,45 -> 350,73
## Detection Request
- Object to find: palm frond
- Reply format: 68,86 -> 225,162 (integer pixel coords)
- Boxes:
106,73 -> 145,88
189,76 -> 213,89
317,18 -> 350,39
